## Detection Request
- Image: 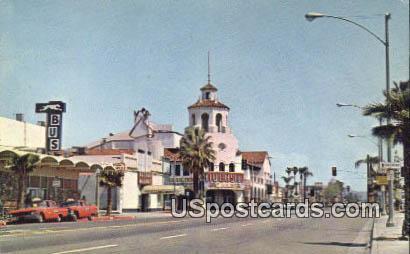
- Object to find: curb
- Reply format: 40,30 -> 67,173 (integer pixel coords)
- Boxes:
369,217 -> 375,253
89,216 -> 136,222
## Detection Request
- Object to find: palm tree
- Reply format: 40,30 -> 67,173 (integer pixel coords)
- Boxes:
291,167 -> 299,197
362,81 -> 410,236
355,155 -> 380,177
293,181 -> 299,197
298,167 -> 313,200
286,167 -> 292,176
8,153 -> 40,209
99,167 -> 124,216
281,175 -> 293,202
180,127 -> 215,198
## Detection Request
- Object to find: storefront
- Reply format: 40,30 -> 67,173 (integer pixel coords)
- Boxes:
205,172 -> 244,205
0,147 -> 96,205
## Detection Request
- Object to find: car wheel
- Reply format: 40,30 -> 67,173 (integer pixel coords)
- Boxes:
87,216 -> 93,221
70,213 -> 78,222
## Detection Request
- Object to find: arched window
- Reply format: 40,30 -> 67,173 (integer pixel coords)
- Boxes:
201,113 -> 209,132
209,162 -> 214,172
219,162 -> 225,172
216,113 -> 222,132
229,163 -> 235,172
191,114 -> 196,126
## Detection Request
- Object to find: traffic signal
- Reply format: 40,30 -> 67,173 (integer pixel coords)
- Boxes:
346,185 -> 350,192
241,159 -> 247,170
332,166 -> 337,176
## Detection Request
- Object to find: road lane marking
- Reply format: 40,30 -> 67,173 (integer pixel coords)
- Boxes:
0,219 -> 188,238
241,223 -> 253,227
212,227 -> 229,231
160,233 -> 187,240
50,244 -> 118,254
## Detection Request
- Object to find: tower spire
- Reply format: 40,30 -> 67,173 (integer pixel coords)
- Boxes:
207,51 -> 211,84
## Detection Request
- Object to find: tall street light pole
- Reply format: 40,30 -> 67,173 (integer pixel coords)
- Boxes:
306,12 -> 394,227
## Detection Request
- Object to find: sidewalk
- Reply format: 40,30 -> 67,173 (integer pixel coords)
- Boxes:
371,212 -> 409,254
98,210 -> 173,219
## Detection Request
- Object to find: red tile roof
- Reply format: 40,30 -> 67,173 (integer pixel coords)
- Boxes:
241,151 -> 268,164
164,148 -> 182,161
86,149 -> 135,155
188,99 -> 229,110
200,83 -> 218,91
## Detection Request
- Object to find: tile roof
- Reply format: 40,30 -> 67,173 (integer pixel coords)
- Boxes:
86,149 -> 135,155
241,151 -> 269,164
86,131 -> 133,148
200,83 -> 218,91
164,148 -> 181,161
188,99 -> 230,110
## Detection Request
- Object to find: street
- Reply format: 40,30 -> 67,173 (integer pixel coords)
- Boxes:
0,215 -> 372,254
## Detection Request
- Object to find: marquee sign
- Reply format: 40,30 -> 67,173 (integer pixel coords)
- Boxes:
206,172 -> 244,183
35,101 -> 66,152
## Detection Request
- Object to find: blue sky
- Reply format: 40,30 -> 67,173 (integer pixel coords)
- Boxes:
0,0 -> 408,191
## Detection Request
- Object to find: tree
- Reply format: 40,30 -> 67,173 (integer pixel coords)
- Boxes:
323,180 -> 344,203
355,156 -> 380,174
99,167 -> 124,216
362,81 -> 410,236
8,153 -> 40,209
180,127 -> 216,198
281,175 -> 293,202
298,167 -> 313,200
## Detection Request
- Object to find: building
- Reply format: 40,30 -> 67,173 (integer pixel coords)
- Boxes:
241,151 -> 273,202
164,80 -> 274,205
0,115 -> 45,149
82,109 -> 182,212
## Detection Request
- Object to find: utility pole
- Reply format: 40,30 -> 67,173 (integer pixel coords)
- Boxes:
385,13 -> 395,228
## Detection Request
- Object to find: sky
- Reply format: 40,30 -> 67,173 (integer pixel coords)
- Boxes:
0,0 -> 409,191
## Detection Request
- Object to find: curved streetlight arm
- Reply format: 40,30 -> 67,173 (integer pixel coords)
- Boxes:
307,14 -> 387,46
348,134 -> 379,147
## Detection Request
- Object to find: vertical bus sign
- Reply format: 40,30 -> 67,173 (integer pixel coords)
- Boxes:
35,101 -> 66,153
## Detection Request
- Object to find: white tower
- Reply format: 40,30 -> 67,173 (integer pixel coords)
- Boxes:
187,57 -> 240,173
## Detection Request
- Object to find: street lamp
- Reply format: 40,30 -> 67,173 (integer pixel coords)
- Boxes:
306,12 -> 393,226
336,103 -> 362,109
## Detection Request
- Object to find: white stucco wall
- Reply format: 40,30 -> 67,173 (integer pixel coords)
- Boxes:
0,116 -> 46,148
120,171 -> 140,211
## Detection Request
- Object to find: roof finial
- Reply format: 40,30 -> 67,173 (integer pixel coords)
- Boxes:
207,51 -> 211,84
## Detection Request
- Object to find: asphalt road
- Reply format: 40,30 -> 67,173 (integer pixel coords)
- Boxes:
0,215 -> 372,254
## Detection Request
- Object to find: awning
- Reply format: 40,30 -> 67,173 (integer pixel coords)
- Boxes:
141,185 -> 185,195
0,146 -> 122,173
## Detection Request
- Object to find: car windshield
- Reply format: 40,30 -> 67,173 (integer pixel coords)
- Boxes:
61,201 -> 80,207
30,201 -> 48,208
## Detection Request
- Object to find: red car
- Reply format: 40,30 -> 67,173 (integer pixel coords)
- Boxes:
60,200 -> 98,221
9,200 -> 68,223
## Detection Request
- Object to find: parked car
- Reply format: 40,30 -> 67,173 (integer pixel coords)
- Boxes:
60,200 -> 98,221
8,200 -> 68,223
